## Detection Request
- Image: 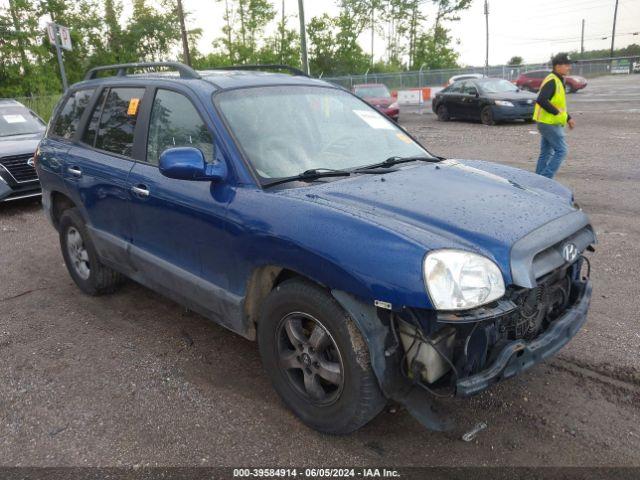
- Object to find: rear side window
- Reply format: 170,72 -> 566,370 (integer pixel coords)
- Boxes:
82,87 -> 145,157
463,83 -> 477,95
146,89 -> 214,165
449,82 -> 463,93
51,89 -> 94,139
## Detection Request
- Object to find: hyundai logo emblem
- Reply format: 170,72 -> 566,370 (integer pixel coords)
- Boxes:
27,157 -> 35,167
562,243 -> 578,263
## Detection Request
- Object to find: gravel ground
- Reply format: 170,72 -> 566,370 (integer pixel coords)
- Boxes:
0,75 -> 639,468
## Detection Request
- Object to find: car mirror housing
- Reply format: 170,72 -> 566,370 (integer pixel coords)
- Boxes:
159,147 -> 227,182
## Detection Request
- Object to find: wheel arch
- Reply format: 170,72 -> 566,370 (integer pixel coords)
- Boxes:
243,265 -> 330,339
50,190 -> 77,230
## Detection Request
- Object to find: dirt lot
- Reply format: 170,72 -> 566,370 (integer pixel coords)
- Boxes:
1,75 -> 639,468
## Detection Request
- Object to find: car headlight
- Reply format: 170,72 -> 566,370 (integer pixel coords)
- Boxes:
389,102 -> 399,109
423,250 -> 505,310
494,100 -> 514,107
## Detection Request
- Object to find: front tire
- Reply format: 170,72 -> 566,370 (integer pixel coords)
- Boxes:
481,106 -> 496,125
257,279 -> 386,434
59,208 -> 123,295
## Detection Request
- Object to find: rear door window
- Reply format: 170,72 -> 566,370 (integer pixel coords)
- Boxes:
83,87 -> 145,157
449,82 -> 463,93
51,89 -> 95,139
146,89 -> 214,165
463,83 -> 478,95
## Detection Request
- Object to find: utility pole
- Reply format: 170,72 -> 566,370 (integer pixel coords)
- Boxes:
298,0 -> 309,75
47,23 -> 68,92
580,19 -> 585,54
610,0 -> 619,58
484,0 -> 489,75
176,0 -> 191,66
371,3 -> 375,66
281,0 -> 285,64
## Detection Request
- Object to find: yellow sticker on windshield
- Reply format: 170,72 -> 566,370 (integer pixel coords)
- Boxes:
396,133 -> 412,144
127,98 -> 140,116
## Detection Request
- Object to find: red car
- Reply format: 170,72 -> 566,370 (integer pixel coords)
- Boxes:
352,83 -> 400,121
515,70 -> 587,93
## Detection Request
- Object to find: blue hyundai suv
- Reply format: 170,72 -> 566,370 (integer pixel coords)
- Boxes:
36,62 -> 595,434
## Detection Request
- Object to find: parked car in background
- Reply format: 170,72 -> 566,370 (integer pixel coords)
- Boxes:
352,83 -> 399,121
515,70 -> 587,93
433,77 -> 537,125
446,73 -> 486,86
36,62 -> 594,435
0,99 -> 46,203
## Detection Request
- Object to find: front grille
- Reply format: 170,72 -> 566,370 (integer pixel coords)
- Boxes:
516,100 -> 535,107
499,266 -> 573,340
0,154 -> 38,183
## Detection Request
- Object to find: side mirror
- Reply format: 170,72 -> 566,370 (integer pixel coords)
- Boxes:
159,147 -> 227,183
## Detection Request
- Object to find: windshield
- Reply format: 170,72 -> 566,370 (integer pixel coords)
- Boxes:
216,86 -> 427,180
0,105 -> 45,137
479,79 -> 519,94
353,85 -> 391,98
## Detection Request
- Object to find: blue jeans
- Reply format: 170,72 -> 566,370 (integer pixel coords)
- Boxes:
536,123 -> 567,179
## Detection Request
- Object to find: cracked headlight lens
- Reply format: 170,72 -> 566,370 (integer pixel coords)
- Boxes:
424,250 -> 505,310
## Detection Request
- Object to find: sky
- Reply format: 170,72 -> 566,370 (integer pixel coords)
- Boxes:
95,0 -> 640,67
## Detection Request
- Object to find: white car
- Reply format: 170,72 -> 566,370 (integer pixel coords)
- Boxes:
446,73 -> 486,86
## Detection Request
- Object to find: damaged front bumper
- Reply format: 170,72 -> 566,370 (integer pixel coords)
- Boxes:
456,280 -> 592,397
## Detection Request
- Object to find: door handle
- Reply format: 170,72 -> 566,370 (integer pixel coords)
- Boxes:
131,185 -> 150,198
67,166 -> 82,177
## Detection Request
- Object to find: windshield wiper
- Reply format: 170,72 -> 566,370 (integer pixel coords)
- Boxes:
262,168 -> 351,188
354,155 -> 444,172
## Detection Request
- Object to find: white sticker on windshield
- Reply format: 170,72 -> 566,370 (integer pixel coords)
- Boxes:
3,114 -> 27,124
353,110 -> 395,130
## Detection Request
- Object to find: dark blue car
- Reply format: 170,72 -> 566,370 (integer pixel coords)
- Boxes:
36,62 -> 595,434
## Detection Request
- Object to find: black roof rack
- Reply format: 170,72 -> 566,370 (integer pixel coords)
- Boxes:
84,62 -> 201,80
216,64 -> 308,77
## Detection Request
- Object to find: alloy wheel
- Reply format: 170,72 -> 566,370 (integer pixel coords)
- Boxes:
276,312 -> 344,406
66,227 -> 91,280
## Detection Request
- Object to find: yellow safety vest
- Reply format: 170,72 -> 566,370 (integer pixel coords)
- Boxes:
533,73 -> 568,126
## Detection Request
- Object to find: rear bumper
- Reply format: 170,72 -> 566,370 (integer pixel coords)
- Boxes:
456,280 -> 592,397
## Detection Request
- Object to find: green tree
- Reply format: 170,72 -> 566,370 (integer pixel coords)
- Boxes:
507,56 -> 523,66
412,25 -> 459,70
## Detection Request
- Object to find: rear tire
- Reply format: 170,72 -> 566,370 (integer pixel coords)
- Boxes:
436,104 -> 450,121
257,279 -> 386,434
481,106 -> 496,125
59,208 -> 123,296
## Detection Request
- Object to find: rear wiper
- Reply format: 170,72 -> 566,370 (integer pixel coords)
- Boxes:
262,168 -> 351,188
353,155 -> 444,172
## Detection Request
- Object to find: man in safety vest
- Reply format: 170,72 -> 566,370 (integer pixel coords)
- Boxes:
533,53 -> 576,178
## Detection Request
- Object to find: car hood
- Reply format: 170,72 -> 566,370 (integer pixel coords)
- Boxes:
0,132 -> 43,157
281,159 -> 575,281
363,97 -> 394,107
483,91 -> 537,101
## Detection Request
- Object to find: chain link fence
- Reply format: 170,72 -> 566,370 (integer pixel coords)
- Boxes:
324,56 -> 640,90
12,95 -> 62,122
3,56 -> 638,121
